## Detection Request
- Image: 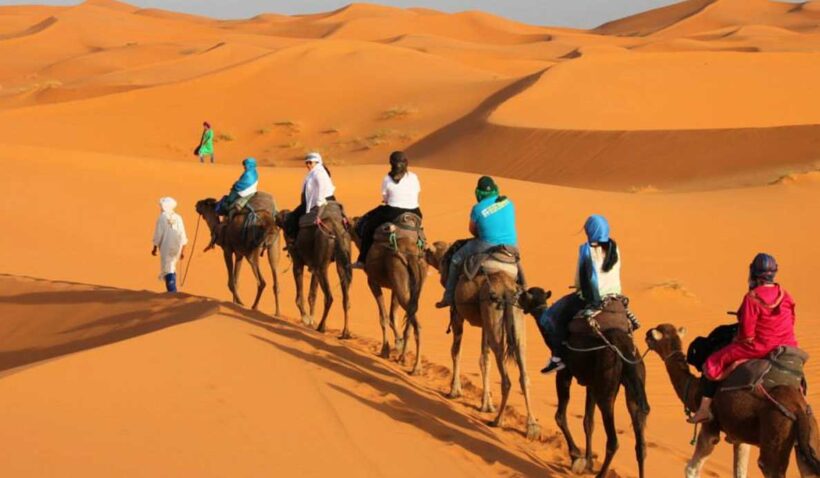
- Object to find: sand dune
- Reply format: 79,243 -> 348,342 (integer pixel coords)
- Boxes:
1,1 -> 819,476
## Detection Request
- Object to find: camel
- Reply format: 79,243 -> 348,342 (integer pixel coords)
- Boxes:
350,215 -> 426,375
275,204 -> 352,338
425,241 -> 540,440
646,324 -> 820,478
195,196 -> 281,315
520,287 -> 649,478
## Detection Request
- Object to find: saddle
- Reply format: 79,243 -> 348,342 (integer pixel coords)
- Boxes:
462,245 -> 520,281
718,346 -> 808,393
298,201 -> 346,229
373,212 -> 426,251
568,295 -> 633,337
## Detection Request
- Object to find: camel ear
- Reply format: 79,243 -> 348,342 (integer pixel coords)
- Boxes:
545,290 -> 552,299
650,329 -> 663,341
677,327 -> 687,338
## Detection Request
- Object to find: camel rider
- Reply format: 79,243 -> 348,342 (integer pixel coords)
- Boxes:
687,253 -> 797,424
352,151 -> 422,269
284,152 -> 336,242
205,158 -> 258,251
536,215 -> 640,374
435,176 -> 518,309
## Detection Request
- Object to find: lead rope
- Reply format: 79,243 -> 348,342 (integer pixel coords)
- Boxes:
181,214 -> 202,288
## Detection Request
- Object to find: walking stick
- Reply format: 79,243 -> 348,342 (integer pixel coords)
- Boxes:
181,214 -> 201,288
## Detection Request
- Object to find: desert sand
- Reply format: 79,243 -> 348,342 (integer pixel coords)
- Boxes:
0,1 -> 818,477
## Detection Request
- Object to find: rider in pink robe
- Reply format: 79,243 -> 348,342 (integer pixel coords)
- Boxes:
703,284 -> 797,381
688,252 -> 798,424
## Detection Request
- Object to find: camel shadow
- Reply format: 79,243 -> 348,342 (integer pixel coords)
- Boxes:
0,287 -> 218,373
231,314 -> 560,477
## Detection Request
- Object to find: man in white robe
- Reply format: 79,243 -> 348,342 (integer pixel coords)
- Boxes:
152,197 -> 188,292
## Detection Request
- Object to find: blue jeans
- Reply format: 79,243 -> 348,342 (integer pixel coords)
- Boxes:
535,292 -> 585,357
164,273 -> 177,293
443,239 -> 493,302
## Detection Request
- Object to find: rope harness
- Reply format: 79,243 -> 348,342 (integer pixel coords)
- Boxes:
181,214 -> 202,288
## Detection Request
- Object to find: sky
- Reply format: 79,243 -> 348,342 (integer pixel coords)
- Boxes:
0,0 -> 698,28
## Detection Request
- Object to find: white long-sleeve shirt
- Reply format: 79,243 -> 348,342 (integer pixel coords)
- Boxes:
381,172 -> 420,209
152,212 -> 188,278
575,245 -> 622,300
303,165 -> 335,211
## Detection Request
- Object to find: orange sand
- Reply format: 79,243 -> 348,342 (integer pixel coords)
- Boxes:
0,1 -> 818,477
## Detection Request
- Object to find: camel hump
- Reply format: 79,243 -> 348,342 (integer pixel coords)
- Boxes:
462,245 -> 520,282
568,296 -> 632,337
298,201 -> 347,229
246,191 -> 276,215
373,212 -> 426,249
719,346 -> 809,393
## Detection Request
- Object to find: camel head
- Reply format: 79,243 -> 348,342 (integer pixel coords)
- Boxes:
519,287 -> 552,318
195,198 -> 220,221
424,241 -> 450,272
349,216 -> 362,248
274,209 -> 290,229
645,324 -> 687,359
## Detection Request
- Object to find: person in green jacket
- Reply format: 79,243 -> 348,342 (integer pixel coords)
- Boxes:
197,121 -> 214,164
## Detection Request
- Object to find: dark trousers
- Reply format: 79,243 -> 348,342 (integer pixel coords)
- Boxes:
356,205 -> 422,263
702,378 -> 718,398
285,195 -> 337,240
535,292 -> 585,357
164,273 -> 177,293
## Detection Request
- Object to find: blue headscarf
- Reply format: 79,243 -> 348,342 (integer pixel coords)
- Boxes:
578,215 -> 613,305
233,157 -> 258,192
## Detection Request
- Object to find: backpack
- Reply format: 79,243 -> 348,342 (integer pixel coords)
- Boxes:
686,323 -> 739,372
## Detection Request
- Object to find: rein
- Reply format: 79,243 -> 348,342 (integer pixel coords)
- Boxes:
181,214 -> 202,288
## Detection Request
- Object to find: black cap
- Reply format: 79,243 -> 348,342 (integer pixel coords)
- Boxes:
389,151 -> 407,165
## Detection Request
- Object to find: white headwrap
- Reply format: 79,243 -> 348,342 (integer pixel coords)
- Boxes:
305,152 -> 323,165
159,197 -> 177,216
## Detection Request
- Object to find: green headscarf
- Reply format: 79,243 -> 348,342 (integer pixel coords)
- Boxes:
475,176 -> 499,202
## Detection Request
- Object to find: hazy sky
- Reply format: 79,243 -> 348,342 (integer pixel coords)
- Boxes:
0,0 -> 699,28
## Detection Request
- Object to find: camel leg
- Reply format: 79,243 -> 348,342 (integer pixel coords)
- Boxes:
479,326 -> 495,414
308,273 -> 319,324
555,370 -> 583,468
246,253 -> 266,311
390,292 -> 405,356
684,421 -> 720,478
266,242 -> 281,317
224,249 -> 243,306
407,311 -> 422,376
734,443 -> 750,478
581,390 -> 596,473
335,253 -> 352,340
511,312 -> 539,440
759,413 -> 793,478
625,383 -> 648,478
368,279 -> 390,358
489,337 -> 512,429
293,263 -> 311,326
314,267 -> 334,335
447,311 -> 464,399
595,390 -> 620,478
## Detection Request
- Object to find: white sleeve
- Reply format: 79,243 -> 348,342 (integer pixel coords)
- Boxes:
316,168 -> 333,206
305,173 -> 318,211
177,215 -> 188,246
411,173 -> 421,195
152,216 -> 165,247
381,175 -> 390,203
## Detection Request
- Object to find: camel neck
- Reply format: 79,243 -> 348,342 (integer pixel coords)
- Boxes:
664,351 -> 700,412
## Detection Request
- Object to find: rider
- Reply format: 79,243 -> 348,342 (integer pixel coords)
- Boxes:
536,215 -> 640,374
284,152 -> 336,243
435,176 -> 518,309
352,151 -> 422,269
205,158 -> 258,251
687,253 -> 797,424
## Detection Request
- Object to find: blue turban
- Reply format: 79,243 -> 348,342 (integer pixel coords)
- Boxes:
233,157 -> 258,192
584,215 -> 610,244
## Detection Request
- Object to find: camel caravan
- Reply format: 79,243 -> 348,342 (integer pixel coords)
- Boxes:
176,150 -> 820,478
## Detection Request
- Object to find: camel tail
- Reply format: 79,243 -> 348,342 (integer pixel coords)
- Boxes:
796,401 -> 820,474
502,290 -> 521,364
331,218 -> 352,285
607,329 -> 650,414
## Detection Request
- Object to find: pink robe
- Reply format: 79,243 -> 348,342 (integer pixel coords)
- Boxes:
703,285 -> 797,381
